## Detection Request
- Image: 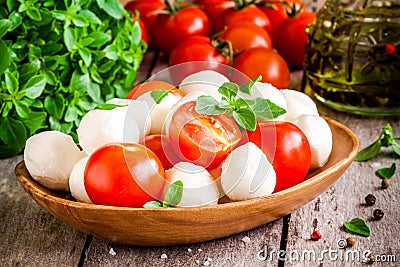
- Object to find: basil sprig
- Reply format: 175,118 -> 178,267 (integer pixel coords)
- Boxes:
376,163 -> 396,179
343,218 -> 371,237
143,180 -> 183,208
0,0 -> 146,158
195,76 -> 286,131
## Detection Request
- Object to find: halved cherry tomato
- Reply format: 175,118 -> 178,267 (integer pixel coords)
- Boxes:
140,135 -> 180,169
233,47 -> 290,89
84,143 -> 165,208
168,101 -> 241,168
244,122 -> 311,192
126,80 -> 182,99
213,5 -> 272,36
152,6 -> 210,54
219,23 -> 273,55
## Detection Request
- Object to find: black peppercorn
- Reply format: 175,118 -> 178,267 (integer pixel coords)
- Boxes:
381,178 -> 390,189
365,194 -> 376,206
373,209 -> 384,220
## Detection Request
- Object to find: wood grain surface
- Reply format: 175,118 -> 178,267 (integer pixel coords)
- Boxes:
2,48 -> 400,267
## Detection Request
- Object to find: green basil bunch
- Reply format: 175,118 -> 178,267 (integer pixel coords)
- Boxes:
0,0 -> 145,158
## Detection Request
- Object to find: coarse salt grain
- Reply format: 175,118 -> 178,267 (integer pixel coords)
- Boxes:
109,248 -> 116,256
203,261 -> 210,266
198,248 -> 203,252
161,253 -> 168,259
195,260 -> 200,264
242,236 -> 251,243
188,248 -> 192,252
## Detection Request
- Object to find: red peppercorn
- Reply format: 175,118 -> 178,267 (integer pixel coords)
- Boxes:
311,230 -> 322,240
385,44 -> 396,55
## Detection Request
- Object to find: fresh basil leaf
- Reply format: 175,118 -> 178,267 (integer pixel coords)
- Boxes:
143,201 -> 163,209
22,111 -> 47,135
102,0 -> 123,19
64,27 -> 75,51
26,7 -> 42,21
14,100 -> 30,118
24,75 -> 47,99
0,19 -> 11,38
0,117 -> 27,156
343,218 -> 370,237
97,60 -> 115,73
44,94 -> 65,120
392,141 -> 400,157
376,163 -> 396,179
233,108 -> 256,131
78,37 -> 95,47
52,10 -> 66,21
218,82 -> 239,100
195,95 -> 225,115
79,10 -> 101,24
150,90 -> 169,104
104,44 -> 118,60
251,98 -> 286,120
78,47 -> 92,67
88,83 -> 101,102
95,103 -> 127,110
65,106 -> 79,122
354,139 -> 382,162
88,32 -> 111,48
0,40 -> 10,76
239,75 -> 262,95
5,71 -> 18,94
163,180 -> 183,207
72,14 -> 89,27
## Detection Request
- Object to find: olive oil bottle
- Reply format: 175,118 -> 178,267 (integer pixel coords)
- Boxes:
304,0 -> 400,116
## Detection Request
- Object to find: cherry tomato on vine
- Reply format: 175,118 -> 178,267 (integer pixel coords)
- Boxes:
244,122 -> 311,192
124,0 -> 165,32
219,23 -> 272,55
84,143 -> 166,208
274,11 -> 316,67
258,0 -> 305,39
152,5 -> 210,54
194,0 -> 235,29
213,5 -> 272,36
168,35 -> 231,84
168,101 -> 241,168
233,47 -> 290,89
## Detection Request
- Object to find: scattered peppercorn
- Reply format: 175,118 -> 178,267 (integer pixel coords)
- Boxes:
365,194 -> 376,206
381,178 -> 390,189
310,230 -> 322,240
368,255 -> 376,264
346,237 -> 356,247
373,209 -> 384,220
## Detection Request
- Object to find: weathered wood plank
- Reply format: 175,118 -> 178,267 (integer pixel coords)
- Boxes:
285,105 -> 400,267
83,219 -> 283,267
0,156 -> 86,267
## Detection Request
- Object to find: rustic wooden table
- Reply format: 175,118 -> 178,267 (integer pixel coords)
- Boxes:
1,50 -> 399,267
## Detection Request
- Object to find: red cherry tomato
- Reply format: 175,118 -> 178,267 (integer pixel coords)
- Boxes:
140,135 -> 180,169
84,143 -> 166,208
244,122 -> 311,192
126,80 -> 182,99
258,0 -> 304,40
274,11 -> 316,67
233,47 -> 290,89
194,0 -> 235,30
168,101 -> 241,168
168,35 -> 231,84
124,0 -> 165,31
214,5 -> 272,37
219,23 -> 273,55
152,6 -> 210,54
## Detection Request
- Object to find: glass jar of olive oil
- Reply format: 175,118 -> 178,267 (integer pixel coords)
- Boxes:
304,0 -> 400,116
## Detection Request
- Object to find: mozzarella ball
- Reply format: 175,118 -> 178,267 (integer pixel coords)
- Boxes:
239,82 -> 287,121
77,102 -> 142,155
24,131 -> 86,191
165,162 -> 220,207
280,89 -> 318,122
179,70 -> 229,100
137,91 -> 182,135
69,157 -> 92,203
293,115 -> 333,170
221,142 -> 276,201
106,98 -> 151,137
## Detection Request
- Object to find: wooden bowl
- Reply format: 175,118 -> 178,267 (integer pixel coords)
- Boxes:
15,117 -> 358,246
